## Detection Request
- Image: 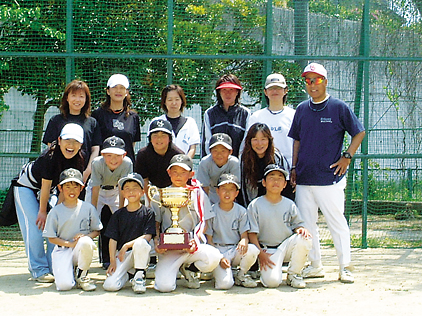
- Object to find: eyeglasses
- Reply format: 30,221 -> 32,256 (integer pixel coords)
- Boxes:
304,77 -> 325,85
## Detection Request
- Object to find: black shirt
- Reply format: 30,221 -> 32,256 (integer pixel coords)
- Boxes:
105,205 -> 155,251
135,143 -> 184,188
92,108 -> 141,163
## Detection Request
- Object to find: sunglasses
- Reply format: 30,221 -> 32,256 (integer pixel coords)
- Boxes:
305,77 -> 325,85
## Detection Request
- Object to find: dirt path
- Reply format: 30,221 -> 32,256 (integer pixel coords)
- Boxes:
0,247 -> 421,316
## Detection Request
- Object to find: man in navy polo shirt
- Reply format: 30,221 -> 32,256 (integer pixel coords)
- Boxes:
288,63 -> 365,284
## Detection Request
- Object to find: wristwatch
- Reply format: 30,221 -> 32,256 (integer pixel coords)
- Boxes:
342,152 -> 352,159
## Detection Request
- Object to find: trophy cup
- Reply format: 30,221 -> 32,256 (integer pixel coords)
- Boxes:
148,186 -> 191,250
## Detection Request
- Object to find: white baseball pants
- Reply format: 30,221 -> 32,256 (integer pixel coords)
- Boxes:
51,236 -> 96,291
85,184 -> 120,214
295,177 -> 351,268
103,238 -> 151,291
154,244 -> 223,292
260,234 -> 312,288
213,244 -> 259,290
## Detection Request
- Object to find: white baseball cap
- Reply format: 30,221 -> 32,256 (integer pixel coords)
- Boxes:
302,63 -> 327,78
265,73 -> 287,89
60,123 -> 84,144
107,74 -> 129,89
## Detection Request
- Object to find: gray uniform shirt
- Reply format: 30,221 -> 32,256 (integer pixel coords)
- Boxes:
247,196 -> 303,247
90,156 -> 133,187
196,154 -> 240,205
43,200 -> 102,241
206,202 -> 249,245
152,186 -> 215,233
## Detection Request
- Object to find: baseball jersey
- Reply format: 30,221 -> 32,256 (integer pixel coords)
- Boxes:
201,103 -> 250,158
152,114 -> 200,155
43,199 -> 102,241
90,155 -> 133,187
196,154 -> 241,205
247,196 -> 304,247
43,113 -> 102,168
206,202 -> 249,245
92,107 -> 141,163
105,205 -> 156,251
135,143 -> 184,188
152,186 -> 215,234
247,106 -> 295,166
288,96 -> 365,185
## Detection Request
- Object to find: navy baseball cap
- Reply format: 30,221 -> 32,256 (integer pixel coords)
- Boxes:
118,173 -> 144,189
101,136 -> 126,155
217,173 -> 240,190
59,168 -> 84,186
209,133 -> 233,151
167,154 -> 193,171
148,119 -> 173,136
263,164 -> 288,179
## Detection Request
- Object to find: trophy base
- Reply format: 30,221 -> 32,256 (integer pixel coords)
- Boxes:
157,232 -> 190,250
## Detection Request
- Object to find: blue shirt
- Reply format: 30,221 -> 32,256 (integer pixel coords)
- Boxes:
288,96 -> 364,185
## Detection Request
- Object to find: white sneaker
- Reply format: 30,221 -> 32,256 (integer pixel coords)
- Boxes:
248,270 -> 261,280
76,277 -> 96,291
234,274 -> 257,288
131,276 -> 146,294
34,273 -> 55,283
179,264 -> 200,289
301,265 -> 324,278
339,267 -> 354,283
287,274 -> 306,289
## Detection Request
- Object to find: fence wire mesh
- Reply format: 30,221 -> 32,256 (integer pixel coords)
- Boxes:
1,0 -> 422,248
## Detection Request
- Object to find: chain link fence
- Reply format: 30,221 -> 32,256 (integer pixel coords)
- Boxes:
1,0 -> 422,248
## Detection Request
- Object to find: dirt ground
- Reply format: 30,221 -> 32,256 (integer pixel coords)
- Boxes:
0,247 -> 421,316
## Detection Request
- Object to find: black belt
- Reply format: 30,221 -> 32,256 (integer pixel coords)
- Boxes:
260,244 -> 279,249
101,185 -> 116,190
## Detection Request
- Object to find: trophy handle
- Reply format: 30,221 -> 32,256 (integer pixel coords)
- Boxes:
148,185 -> 162,207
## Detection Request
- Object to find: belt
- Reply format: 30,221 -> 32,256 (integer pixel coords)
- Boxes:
101,185 -> 117,190
215,243 -> 236,247
260,244 -> 279,249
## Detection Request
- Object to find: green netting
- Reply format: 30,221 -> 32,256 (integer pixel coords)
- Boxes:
1,0 -> 422,248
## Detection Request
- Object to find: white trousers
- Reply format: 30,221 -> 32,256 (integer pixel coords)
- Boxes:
154,244 -> 223,292
295,177 -> 351,268
85,184 -> 120,214
213,244 -> 259,290
51,236 -> 96,291
103,238 -> 151,291
260,234 -> 312,288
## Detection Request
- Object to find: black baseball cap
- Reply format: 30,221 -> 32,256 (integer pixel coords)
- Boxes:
118,173 -> 144,189
263,164 -> 289,179
148,119 -> 173,136
209,133 -> 232,151
101,136 -> 126,155
59,168 -> 84,186
217,173 -> 240,190
167,154 -> 193,171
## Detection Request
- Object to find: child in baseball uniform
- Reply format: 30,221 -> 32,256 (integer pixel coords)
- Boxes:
206,174 -> 259,289
85,136 -> 133,269
103,173 -> 155,294
152,154 -> 223,292
43,168 -> 102,291
197,133 -> 240,205
248,164 -> 312,288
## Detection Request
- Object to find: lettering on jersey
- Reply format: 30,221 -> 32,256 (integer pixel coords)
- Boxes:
320,117 -> 332,123
270,126 -> 283,132
113,119 -> 124,130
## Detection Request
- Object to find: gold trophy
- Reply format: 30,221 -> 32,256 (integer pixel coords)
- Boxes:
148,186 -> 191,250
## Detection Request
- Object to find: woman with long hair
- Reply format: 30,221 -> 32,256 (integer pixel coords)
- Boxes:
239,122 -> 291,207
